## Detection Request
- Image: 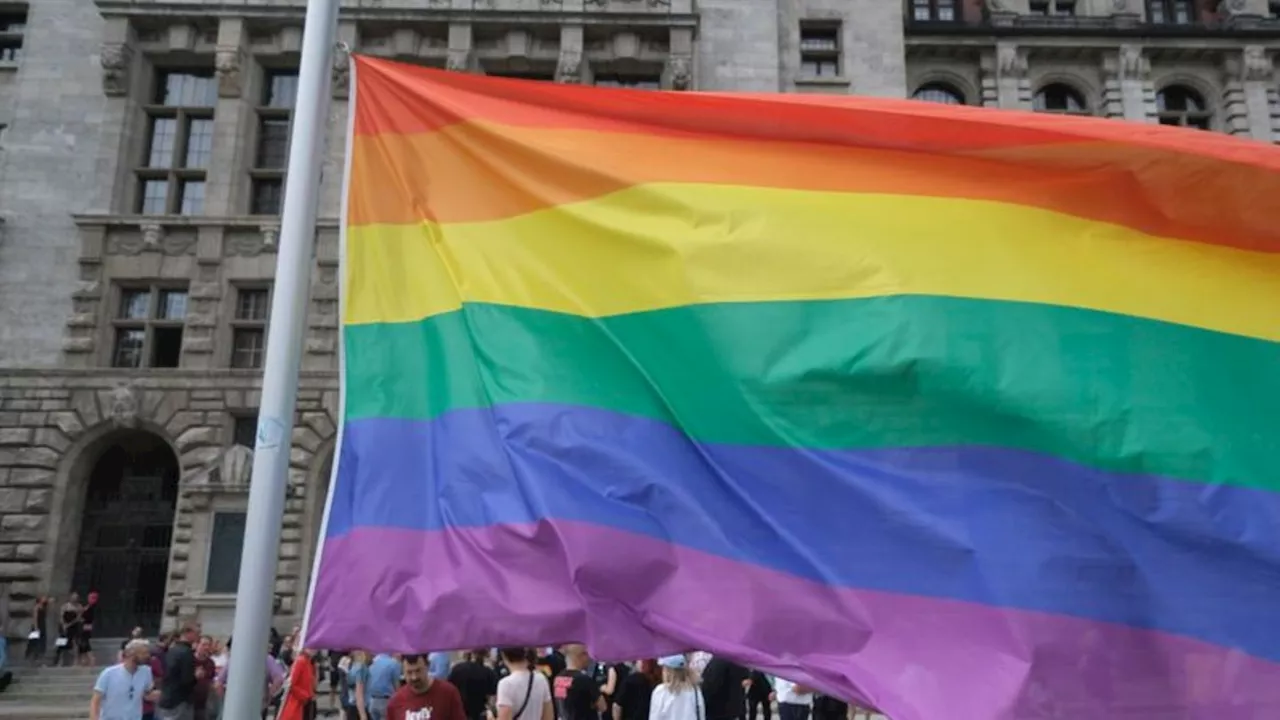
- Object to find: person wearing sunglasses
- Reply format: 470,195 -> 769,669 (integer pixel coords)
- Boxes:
91,638 -> 160,720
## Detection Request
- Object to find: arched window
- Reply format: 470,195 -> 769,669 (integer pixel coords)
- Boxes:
912,82 -> 966,105
1157,85 -> 1212,130
1033,83 -> 1089,115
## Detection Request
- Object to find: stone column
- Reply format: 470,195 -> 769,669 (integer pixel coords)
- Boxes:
980,43 -> 1030,110
663,27 -> 695,91
204,18 -> 252,217
1222,46 -> 1276,142
97,16 -> 143,214
1102,44 -> 1153,122
447,22 -> 476,72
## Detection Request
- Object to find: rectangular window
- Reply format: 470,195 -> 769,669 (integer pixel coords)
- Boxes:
0,8 -> 26,63
799,23 -> 841,78
110,285 -> 188,369
912,0 -> 957,22
205,512 -> 247,594
1029,0 -> 1076,14
250,69 -> 298,215
231,286 -> 271,369
137,70 -> 216,215
233,414 -> 259,449
1146,0 -> 1195,24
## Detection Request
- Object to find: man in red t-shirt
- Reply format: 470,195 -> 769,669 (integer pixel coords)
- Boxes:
388,653 -> 468,720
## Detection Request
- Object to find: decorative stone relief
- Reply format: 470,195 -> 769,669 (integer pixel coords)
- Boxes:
1242,47 -> 1274,82
105,228 -> 195,256
260,224 -> 280,251
108,384 -> 140,428
665,56 -> 692,91
225,231 -> 268,257
997,45 -> 1028,78
446,49 -> 472,73
332,51 -> 350,99
556,50 -> 583,84
187,444 -> 255,490
140,223 -> 164,249
215,46 -> 244,98
1107,45 -> 1149,81
100,43 -> 134,97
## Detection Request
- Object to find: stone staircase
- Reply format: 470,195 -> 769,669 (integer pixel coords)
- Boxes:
0,665 -> 98,719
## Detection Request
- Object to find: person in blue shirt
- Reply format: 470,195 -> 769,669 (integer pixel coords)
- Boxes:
91,639 -> 158,720
429,651 -> 452,680
366,652 -> 403,720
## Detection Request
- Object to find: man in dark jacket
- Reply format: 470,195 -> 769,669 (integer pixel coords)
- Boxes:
158,619 -> 202,720
701,655 -> 751,720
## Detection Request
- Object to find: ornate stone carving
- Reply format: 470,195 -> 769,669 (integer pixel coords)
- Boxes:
666,55 -> 692,91
985,0 -> 1015,13
556,51 -> 583,84
1109,45 -> 1149,81
108,384 -> 140,429
215,46 -> 244,98
261,224 -> 280,250
140,223 -> 164,248
225,232 -> 266,257
332,51 -> 350,99
997,45 -> 1027,77
1219,0 -> 1249,16
1243,46 -> 1274,82
100,43 -> 133,97
188,444 -> 255,489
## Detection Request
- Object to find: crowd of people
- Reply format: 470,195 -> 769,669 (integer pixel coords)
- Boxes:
81,625 -> 885,720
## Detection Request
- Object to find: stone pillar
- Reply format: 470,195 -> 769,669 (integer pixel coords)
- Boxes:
204,18 -> 252,217
1102,44 -> 1153,122
557,25 -> 586,84
1222,46 -> 1276,142
980,43 -> 1030,110
447,22 -> 476,72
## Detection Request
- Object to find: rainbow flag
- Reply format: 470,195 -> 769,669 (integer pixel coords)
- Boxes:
305,56 -> 1280,719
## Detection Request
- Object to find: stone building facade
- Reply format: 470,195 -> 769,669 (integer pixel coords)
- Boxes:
0,0 -> 1276,640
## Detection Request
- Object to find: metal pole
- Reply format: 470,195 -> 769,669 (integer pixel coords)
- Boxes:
221,0 -> 341,716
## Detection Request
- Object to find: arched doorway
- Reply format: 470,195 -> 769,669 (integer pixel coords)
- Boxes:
70,430 -> 179,636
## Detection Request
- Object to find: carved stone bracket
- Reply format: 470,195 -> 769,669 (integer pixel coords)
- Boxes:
665,55 -> 692,91
332,52 -> 350,99
446,49 -> 472,73
997,44 -> 1028,78
140,223 -> 165,249
215,46 -> 244,98
556,50 -> 583,84
260,223 -> 280,250
1242,46 -> 1274,82
100,42 -> 134,97
1106,45 -> 1149,81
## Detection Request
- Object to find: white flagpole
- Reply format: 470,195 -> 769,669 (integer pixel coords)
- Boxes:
221,0 -> 341,716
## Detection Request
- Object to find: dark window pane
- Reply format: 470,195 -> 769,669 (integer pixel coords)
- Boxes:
183,118 -> 214,168
112,329 -> 145,368
264,71 -> 300,109
0,13 -> 26,33
179,181 -> 205,216
233,415 -> 259,448
800,59 -> 839,77
119,290 -> 150,320
206,512 -> 247,593
593,75 -> 661,89
799,30 -> 838,53
236,289 -> 271,321
0,43 -> 21,63
152,326 -> 183,368
231,329 -> 266,369
147,117 -> 178,168
1034,84 -> 1087,114
251,179 -> 284,215
140,179 -> 169,214
256,119 -> 291,169
157,290 -> 188,320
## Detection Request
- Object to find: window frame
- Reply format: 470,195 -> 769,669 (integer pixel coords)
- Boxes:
109,283 -> 189,369
1145,0 -> 1196,25
204,510 -> 248,595
0,7 -> 26,64
1156,85 -> 1213,130
229,284 -> 272,370
1033,83 -> 1091,116
798,21 -> 843,78
911,0 -> 959,22
1028,0 -> 1077,15
249,67 -> 300,216
135,69 -> 217,216
912,82 -> 967,105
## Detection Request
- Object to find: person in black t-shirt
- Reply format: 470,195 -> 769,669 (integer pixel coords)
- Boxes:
552,645 -> 604,720
611,660 -> 659,720
449,649 -> 500,720
746,671 -> 772,720
701,655 -> 750,720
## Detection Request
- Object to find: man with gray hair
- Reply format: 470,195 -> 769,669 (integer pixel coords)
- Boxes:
91,639 -> 158,720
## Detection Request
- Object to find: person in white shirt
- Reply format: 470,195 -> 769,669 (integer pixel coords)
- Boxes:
770,677 -> 814,720
91,639 -> 159,720
649,655 -> 704,720
496,647 -> 554,720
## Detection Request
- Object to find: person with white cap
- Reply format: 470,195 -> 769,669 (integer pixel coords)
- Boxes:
648,656 -> 703,720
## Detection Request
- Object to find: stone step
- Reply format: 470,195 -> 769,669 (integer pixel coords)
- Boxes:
0,703 -> 88,720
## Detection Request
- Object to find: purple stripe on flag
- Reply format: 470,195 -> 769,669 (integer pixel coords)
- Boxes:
305,522 -> 1280,720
